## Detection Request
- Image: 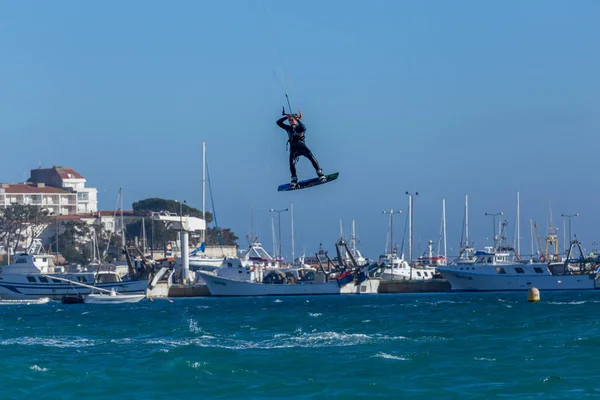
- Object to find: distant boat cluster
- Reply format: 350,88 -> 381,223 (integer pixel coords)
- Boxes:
3,187 -> 600,302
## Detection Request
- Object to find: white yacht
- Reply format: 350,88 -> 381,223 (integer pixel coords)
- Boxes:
437,241 -> 600,291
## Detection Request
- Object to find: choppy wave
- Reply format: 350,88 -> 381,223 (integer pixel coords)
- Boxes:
144,330 -> 411,351
0,336 -> 99,348
0,291 -> 598,399
373,352 -> 409,361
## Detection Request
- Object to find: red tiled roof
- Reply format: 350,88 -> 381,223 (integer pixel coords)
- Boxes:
53,215 -> 83,221
1,184 -> 70,194
94,210 -> 135,217
55,167 -> 84,180
52,213 -> 135,220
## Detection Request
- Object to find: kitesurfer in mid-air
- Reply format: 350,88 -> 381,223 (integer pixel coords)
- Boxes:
276,109 -> 326,190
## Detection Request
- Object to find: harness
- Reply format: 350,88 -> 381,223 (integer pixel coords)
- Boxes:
286,125 -> 305,151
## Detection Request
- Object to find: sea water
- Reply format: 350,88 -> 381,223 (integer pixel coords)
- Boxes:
1,291 -> 599,399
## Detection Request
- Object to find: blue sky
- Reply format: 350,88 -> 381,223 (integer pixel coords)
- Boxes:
1,1 -> 599,260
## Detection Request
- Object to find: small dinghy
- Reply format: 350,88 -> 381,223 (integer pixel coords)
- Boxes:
0,297 -> 51,305
84,288 -> 145,304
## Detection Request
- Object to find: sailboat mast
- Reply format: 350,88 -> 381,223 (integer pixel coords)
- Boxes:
443,198 -> 447,259
351,219 -> 356,256
408,194 -> 412,264
465,194 -> 469,248
120,187 -> 125,250
271,216 -> 276,257
141,217 -> 146,255
290,202 -> 295,263
202,142 -> 206,244
516,191 -> 520,256
530,219 -> 534,258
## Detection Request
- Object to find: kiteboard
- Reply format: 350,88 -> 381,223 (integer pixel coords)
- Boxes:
277,172 -> 339,192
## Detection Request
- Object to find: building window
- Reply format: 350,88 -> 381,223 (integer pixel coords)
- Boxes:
77,192 -> 89,202
534,267 -> 544,274
496,267 -> 506,274
514,267 -> 525,274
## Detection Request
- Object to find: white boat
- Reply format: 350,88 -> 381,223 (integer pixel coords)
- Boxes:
415,240 -> 447,268
198,270 -> 341,297
0,252 -> 148,300
198,257 -> 380,297
188,254 -> 225,271
378,251 -> 436,281
0,297 -> 51,305
437,220 -> 599,291
84,289 -> 146,304
437,243 -> 599,291
239,238 -> 283,269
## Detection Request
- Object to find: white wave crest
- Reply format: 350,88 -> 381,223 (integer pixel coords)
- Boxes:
373,352 -> 409,361
188,318 -> 208,335
30,365 -> 48,372
0,336 -> 98,348
143,331 -> 409,351
188,361 -> 207,369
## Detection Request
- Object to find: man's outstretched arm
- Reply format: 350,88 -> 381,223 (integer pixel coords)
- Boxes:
276,117 -> 289,130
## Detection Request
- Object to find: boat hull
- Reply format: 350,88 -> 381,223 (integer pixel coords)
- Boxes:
0,274 -> 149,300
199,273 -> 341,297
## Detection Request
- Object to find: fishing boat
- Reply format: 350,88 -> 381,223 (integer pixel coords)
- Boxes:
198,238 -> 380,296
415,240 -> 447,268
0,252 -> 148,300
378,251 -> 437,281
198,268 -> 341,297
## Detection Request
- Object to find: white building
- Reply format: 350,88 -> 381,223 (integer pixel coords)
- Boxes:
0,183 -> 78,215
27,166 -> 98,214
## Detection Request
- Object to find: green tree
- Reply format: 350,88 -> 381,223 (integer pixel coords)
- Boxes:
0,205 -> 51,253
50,220 -> 93,265
130,197 -> 238,248
132,198 -> 213,223
206,227 -> 239,247
125,218 -> 178,250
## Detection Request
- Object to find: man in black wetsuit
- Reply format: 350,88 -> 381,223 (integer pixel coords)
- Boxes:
276,110 -> 325,189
